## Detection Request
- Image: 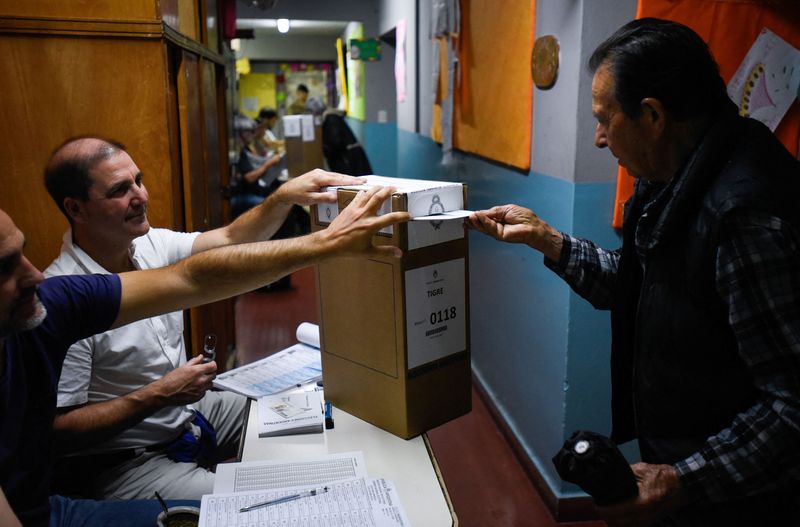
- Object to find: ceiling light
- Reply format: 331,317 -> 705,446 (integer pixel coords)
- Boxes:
277,18 -> 290,33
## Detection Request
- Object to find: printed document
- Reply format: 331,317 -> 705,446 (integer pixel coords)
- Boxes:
213,322 -> 321,398
214,452 -> 368,493
200,477 -> 410,527
257,390 -> 324,437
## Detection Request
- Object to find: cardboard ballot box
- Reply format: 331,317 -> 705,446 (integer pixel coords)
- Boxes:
312,175 -> 471,439
283,115 -> 324,176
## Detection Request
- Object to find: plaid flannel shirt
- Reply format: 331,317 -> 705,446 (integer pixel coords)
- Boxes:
544,208 -> 800,502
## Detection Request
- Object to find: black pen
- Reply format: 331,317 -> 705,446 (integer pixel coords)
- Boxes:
239,486 -> 329,513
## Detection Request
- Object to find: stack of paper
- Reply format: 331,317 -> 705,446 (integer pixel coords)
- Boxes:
200,478 -> 410,527
205,454 -> 410,527
257,390 -> 324,438
213,322 -> 321,398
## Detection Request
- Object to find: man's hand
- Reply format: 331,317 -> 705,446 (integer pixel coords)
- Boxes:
152,355 -> 217,406
597,463 -> 690,527
193,169 -> 364,253
317,185 -> 410,259
468,204 -> 563,260
274,169 -> 366,207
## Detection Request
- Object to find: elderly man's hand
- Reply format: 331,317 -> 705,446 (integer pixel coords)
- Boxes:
596,463 -> 690,527
469,204 -> 563,260
275,169 -> 365,206
316,185 -> 410,259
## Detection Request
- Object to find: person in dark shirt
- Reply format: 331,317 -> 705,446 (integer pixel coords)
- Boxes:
0,182 -> 409,526
232,115 -> 286,217
470,18 -> 800,526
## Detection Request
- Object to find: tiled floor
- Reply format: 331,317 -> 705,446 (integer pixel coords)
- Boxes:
234,267 -> 605,527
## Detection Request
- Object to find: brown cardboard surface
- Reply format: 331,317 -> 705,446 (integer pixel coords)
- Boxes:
313,183 -> 471,438
318,258 -> 398,377
285,123 -> 324,176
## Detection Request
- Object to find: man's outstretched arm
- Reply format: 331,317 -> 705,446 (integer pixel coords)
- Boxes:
115,185 -> 408,328
192,169 -> 365,252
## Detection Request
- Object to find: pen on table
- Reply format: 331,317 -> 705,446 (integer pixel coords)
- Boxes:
239,486 -> 329,513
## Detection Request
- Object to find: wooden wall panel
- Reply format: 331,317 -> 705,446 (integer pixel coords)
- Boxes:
0,34 -> 175,270
177,51 -> 208,232
202,59 -> 224,229
204,0 -> 220,54
176,51 -> 234,365
160,0 -> 200,41
0,1 -> 157,21
0,1 -> 233,364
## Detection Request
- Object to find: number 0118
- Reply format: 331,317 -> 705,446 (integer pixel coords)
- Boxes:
430,306 -> 457,325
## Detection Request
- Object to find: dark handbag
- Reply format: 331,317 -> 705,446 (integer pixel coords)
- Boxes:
552,430 -> 638,505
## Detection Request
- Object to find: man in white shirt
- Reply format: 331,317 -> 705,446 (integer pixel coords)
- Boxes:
257,107 -> 284,154
43,136 -> 363,500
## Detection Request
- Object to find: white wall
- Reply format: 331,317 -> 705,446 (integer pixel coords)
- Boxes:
239,31 -> 338,61
378,0 -> 417,132
574,0 -> 638,183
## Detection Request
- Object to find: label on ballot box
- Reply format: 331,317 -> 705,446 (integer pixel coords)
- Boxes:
404,258 -> 466,369
315,175 -> 465,249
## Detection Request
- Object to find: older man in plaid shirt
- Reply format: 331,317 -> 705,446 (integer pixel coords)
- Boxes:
471,19 -> 800,527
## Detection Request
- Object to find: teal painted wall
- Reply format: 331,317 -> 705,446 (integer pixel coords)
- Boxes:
354,120 -> 623,494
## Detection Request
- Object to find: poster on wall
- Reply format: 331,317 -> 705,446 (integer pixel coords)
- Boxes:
238,73 -> 277,119
395,19 -> 407,102
350,38 -> 381,61
283,67 -> 329,112
727,28 -> 800,131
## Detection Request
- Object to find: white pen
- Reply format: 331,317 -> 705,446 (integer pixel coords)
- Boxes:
239,486 -> 329,513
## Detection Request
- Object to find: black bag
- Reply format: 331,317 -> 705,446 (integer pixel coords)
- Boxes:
321,113 -> 373,176
552,430 -> 638,505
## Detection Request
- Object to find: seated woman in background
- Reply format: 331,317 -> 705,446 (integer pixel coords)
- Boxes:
231,114 -> 284,218
231,114 -> 309,291
257,107 -> 285,154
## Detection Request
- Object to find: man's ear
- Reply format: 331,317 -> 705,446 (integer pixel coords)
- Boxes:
63,197 -> 85,223
640,97 -> 667,136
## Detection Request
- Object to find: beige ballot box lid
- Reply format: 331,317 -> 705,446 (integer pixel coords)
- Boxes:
312,175 -> 471,439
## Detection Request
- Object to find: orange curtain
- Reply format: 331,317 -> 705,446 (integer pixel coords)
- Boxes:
612,0 -> 800,228
432,0 -> 534,170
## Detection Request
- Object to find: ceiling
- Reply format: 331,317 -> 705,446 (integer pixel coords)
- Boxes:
236,19 -> 350,37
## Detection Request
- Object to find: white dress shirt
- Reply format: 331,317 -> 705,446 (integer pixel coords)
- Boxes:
44,227 -> 200,453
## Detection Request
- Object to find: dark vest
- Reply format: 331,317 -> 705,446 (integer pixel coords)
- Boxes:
610,113 -> 800,463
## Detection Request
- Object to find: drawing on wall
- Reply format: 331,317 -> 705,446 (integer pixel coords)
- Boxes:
727,27 -> 800,131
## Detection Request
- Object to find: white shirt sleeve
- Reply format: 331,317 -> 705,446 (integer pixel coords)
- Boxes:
57,338 -> 94,407
133,228 -> 200,266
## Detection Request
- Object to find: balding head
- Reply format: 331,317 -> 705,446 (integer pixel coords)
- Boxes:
44,136 -> 127,221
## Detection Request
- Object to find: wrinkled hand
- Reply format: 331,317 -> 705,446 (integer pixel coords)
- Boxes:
319,185 -> 410,259
468,204 -> 563,260
597,463 -> 689,527
155,355 -> 217,406
275,169 -> 365,206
